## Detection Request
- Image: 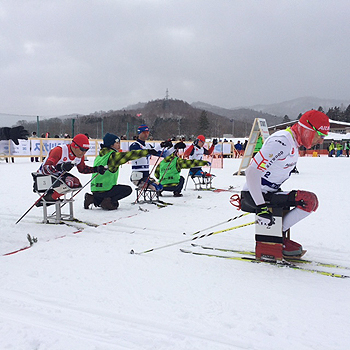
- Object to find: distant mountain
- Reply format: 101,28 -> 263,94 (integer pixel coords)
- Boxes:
191,101 -> 283,126
124,102 -> 147,110
247,96 -> 350,119
0,113 -> 38,127
5,96 -> 350,136
0,113 -> 83,128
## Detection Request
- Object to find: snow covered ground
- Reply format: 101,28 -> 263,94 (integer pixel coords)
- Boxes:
1,156 -> 350,350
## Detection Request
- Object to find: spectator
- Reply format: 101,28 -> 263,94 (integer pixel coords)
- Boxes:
31,131 -> 39,163
234,140 -> 242,158
328,141 -> 335,157
344,141 -> 350,157
336,142 -> 343,157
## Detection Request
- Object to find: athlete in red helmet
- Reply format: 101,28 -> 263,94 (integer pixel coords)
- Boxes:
36,134 -> 106,205
240,110 -> 330,260
184,135 -> 218,177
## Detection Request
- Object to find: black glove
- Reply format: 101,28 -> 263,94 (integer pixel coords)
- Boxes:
0,126 -> 29,145
0,127 -> 11,141
60,162 -> 74,172
174,141 -> 186,150
160,140 -> 173,148
256,205 -> 275,226
193,139 -> 199,147
10,126 -> 29,145
148,148 -> 159,156
94,165 -> 107,175
212,138 -> 218,146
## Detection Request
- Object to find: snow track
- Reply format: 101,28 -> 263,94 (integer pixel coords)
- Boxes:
1,159 -> 350,349
0,289 -> 248,350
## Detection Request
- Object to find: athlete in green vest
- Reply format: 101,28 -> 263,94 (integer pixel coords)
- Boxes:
154,142 -> 209,197
84,133 -> 157,210
345,141 -> 350,157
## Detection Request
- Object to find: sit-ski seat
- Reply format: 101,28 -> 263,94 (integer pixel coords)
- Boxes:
190,172 -> 215,190
135,187 -> 160,203
32,172 -> 81,224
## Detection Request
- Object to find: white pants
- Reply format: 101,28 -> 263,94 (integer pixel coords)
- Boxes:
283,207 -> 311,232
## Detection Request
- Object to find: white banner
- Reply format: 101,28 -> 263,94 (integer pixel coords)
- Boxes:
31,139 -> 97,156
0,140 -> 10,155
222,143 -> 232,154
30,139 -> 70,156
11,140 -> 31,155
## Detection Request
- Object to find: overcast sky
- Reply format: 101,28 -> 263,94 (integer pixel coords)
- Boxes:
1,0 -> 350,119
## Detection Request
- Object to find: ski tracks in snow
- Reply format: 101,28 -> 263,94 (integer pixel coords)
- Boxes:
0,288 -> 248,350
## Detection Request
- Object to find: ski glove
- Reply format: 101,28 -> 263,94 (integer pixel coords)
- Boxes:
59,162 -> 74,172
295,190 -> 318,213
148,148 -> 159,156
94,165 -> 107,175
160,140 -> 173,148
256,205 -> 275,226
0,126 -> 29,145
212,138 -> 218,145
174,141 -> 186,150
193,139 -> 200,147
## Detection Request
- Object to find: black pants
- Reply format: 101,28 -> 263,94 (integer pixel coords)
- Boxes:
162,176 -> 185,194
240,190 -> 297,213
93,184 -> 132,206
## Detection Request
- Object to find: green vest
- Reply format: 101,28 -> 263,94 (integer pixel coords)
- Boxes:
254,136 -> 263,152
159,158 -> 180,185
91,150 -> 119,192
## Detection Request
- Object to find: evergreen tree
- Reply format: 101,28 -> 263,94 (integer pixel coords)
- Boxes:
283,115 -> 290,123
327,107 -> 341,121
198,110 -> 210,135
344,104 -> 350,123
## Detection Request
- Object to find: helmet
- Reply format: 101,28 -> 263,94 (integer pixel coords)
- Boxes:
72,134 -> 90,150
291,110 -> 329,149
137,124 -> 149,134
299,110 -> 330,135
197,135 -> 205,143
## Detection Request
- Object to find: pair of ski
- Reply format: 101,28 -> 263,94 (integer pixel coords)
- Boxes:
181,244 -> 350,279
8,218 -> 100,255
136,199 -> 173,208
212,186 -> 240,193
152,199 -> 173,208
4,210 -> 145,257
197,186 -> 239,193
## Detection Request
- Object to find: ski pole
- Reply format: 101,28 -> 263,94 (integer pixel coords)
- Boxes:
15,171 -> 67,224
184,170 -> 190,191
130,220 -> 255,255
158,154 -> 176,184
185,212 -> 251,235
51,171 -> 102,216
208,152 -> 214,175
134,147 -> 166,204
